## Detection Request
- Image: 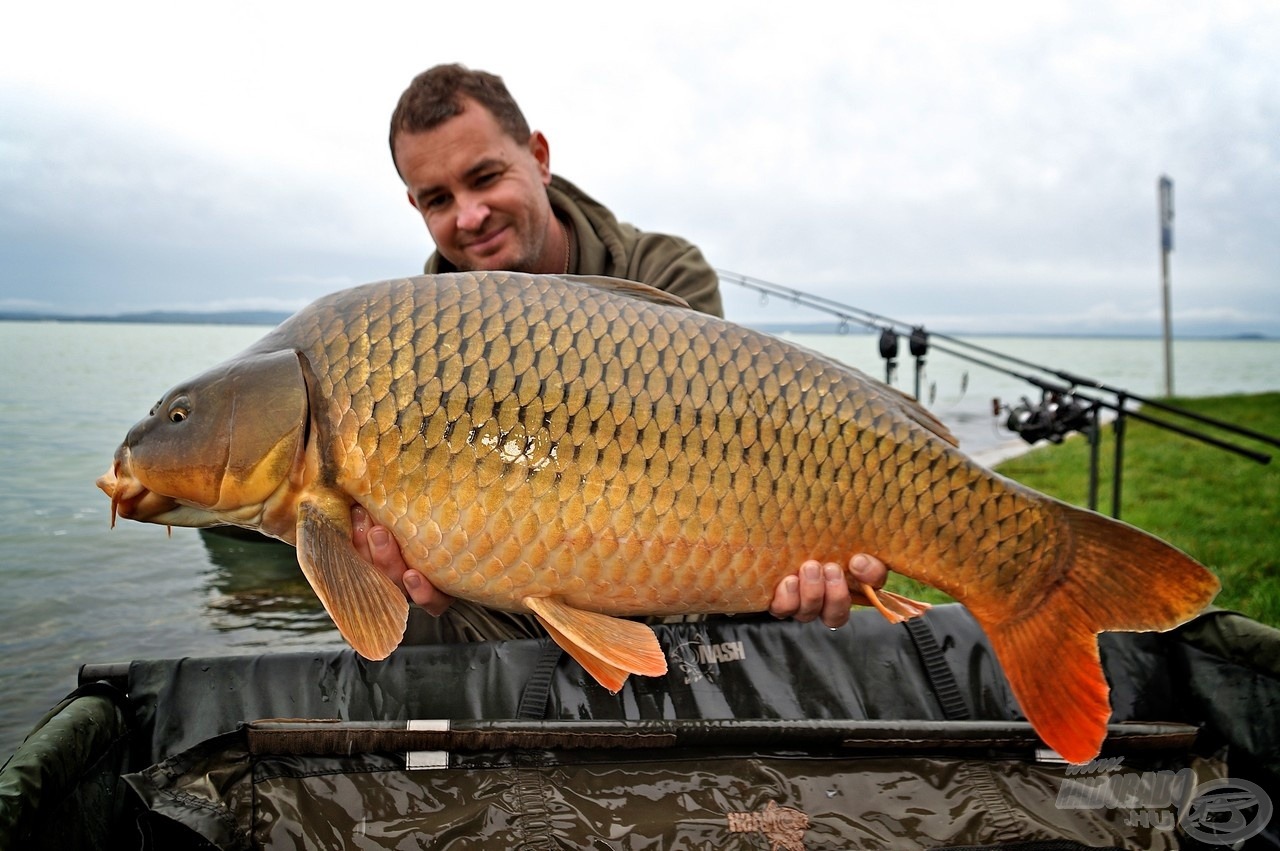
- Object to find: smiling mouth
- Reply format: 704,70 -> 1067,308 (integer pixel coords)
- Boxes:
464,226 -> 509,256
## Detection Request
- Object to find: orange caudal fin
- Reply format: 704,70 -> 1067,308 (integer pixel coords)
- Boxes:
986,597 -> 1112,763
978,500 -> 1219,764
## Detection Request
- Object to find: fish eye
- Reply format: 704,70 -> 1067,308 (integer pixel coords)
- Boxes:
167,397 -> 191,424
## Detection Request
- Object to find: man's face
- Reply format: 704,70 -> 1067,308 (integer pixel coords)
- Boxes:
394,100 -> 556,273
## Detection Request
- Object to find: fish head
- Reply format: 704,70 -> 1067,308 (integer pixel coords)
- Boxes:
98,349 -> 310,535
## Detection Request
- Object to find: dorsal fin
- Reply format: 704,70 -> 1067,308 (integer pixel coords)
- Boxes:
561,275 -> 692,309
883,384 -> 959,446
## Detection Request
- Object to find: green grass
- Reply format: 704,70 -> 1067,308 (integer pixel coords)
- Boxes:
883,392 -> 1280,628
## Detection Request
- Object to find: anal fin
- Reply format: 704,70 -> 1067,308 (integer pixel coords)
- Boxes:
524,596 -> 668,693
852,583 -> 933,623
297,498 -> 409,661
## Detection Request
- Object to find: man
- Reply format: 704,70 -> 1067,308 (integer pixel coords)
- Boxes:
388,63 -> 722,315
355,64 -> 886,639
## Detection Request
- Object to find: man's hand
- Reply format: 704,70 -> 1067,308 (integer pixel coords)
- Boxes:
351,506 -> 454,617
767,555 -> 888,628
352,506 -> 887,629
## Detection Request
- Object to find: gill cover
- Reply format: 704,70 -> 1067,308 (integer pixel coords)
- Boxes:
122,349 -> 309,511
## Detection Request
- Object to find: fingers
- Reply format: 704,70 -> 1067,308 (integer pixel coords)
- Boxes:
818,561 -> 852,629
768,574 -> 802,620
350,505 -> 454,617
848,553 -> 888,590
794,561 -> 826,624
769,553 -> 892,629
351,505 -> 376,564
770,560 -> 839,624
402,568 -> 455,618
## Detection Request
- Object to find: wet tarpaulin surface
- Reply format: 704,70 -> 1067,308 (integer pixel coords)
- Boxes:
128,726 -> 1225,850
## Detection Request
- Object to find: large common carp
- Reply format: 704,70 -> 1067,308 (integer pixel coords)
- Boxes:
98,273 -> 1218,763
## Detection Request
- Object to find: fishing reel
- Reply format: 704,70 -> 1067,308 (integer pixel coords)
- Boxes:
998,391 -> 1094,445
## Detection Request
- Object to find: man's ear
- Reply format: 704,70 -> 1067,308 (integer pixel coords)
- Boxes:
528,130 -> 552,185
406,189 -> 421,212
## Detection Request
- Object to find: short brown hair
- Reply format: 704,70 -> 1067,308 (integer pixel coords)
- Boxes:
389,64 -> 532,179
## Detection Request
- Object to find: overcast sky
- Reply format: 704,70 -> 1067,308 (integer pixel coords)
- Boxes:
2,0 -> 1277,336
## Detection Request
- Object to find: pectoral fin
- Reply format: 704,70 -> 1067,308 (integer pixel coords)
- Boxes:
524,596 -> 668,693
297,498 -> 409,661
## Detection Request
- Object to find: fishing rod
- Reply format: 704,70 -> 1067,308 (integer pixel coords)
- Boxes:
719,269 -> 1278,455
718,271 -> 932,395
927,340 -> 1271,463
921,324 -> 1280,451
718,270 -> 1274,517
727,270 -> 1274,445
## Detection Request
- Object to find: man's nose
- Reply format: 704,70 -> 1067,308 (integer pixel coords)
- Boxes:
456,195 -> 489,231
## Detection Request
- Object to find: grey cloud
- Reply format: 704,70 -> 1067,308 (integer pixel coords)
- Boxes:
1,90 -> 423,314
2,3 -> 1277,338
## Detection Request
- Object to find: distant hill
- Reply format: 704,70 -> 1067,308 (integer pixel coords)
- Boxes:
745,322 -> 874,335
0,309 -> 291,326
0,311 -> 870,335
0,311 -> 1270,341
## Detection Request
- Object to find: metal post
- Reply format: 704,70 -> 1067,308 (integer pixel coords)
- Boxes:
1087,404 -> 1101,512
1112,393 -> 1128,520
1158,176 -> 1175,397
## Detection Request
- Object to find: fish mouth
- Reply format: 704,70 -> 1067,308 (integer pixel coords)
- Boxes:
97,455 -> 180,527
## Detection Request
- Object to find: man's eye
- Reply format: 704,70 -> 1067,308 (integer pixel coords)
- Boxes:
423,194 -> 450,210
474,171 -> 499,187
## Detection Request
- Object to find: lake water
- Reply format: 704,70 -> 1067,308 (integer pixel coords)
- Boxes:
1,319 -> 1277,758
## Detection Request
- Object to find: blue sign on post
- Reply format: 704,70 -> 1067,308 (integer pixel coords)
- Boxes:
1158,175 -> 1175,396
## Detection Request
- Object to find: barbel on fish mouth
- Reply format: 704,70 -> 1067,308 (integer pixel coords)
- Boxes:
97,272 -> 1218,763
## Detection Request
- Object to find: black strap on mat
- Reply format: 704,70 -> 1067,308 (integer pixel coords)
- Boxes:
903,616 -> 971,721
516,642 -> 564,719
515,620 -> 970,722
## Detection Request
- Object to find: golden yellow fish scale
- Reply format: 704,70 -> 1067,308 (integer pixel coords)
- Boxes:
270,273 -> 1060,617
